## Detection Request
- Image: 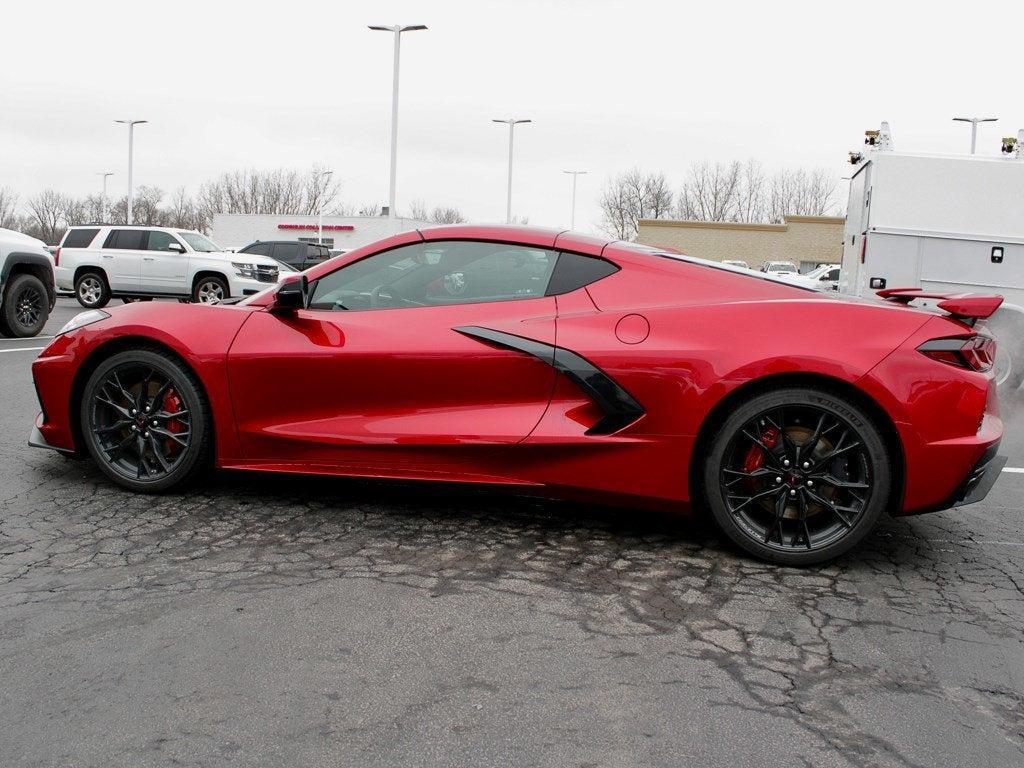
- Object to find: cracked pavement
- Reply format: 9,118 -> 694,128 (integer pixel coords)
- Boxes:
1,300 -> 1023,767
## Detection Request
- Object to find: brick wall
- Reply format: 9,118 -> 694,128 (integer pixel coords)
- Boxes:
635,215 -> 844,269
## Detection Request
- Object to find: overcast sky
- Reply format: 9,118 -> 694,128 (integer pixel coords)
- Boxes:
2,0 -> 1021,233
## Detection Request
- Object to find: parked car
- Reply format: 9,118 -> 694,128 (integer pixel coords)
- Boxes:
760,260 -> 799,275
54,226 -> 283,308
236,240 -> 332,271
0,227 -> 56,337
721,259 -> 750,269
776,264 -> 841,291
30,225 -> 1005,566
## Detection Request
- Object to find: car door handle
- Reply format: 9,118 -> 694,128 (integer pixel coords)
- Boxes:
101,254 -> 114,259
142,256 -> 155,261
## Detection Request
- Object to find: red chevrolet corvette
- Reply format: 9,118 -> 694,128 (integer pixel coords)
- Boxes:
30,225 -> 1006,564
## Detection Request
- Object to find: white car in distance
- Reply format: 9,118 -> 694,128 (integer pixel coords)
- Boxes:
54,226 -> 285,308
775,263 -> 841,291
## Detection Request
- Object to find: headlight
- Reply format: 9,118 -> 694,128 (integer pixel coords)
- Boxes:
57,310 -> 109,336
232,262 -> 257,279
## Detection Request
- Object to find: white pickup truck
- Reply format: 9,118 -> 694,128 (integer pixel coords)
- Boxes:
840,124 -> 1024,390
54,225 -> 284,307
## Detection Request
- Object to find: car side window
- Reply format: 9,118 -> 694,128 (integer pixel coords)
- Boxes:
242,243 -> 271,256
62,228 -> 100,248
273,242 -> 301,264
145,231 -> 180,251
308,240 -> 559,311
102,230 -> 147,250
545,252 -> 619,295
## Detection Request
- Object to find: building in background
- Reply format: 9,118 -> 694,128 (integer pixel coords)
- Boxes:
210,214 -> 431,251
635,215 -> 844,272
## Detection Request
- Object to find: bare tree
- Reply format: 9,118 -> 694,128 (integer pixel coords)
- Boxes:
303,166 -> 343,216
0,187 -> 20,229
26,190 -> 69,244
676,161 -> 742,222
767,168 -> 839,222
431,206 -> 466,224
406,199 -> 429,221
599,168 -> 674,240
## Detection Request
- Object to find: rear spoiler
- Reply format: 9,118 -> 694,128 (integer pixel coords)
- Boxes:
876,287 -> 1003,325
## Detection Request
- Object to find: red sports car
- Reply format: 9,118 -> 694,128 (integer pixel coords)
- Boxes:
29,225 -> 1006,564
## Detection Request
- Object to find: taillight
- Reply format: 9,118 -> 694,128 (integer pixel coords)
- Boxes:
53,247 -> 60,266
917,336 -> 996,372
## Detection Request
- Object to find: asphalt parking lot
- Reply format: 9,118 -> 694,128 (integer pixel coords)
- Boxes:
2,299 -> 1023,767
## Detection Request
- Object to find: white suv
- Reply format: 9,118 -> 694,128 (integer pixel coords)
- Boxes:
54,226 -> 284,308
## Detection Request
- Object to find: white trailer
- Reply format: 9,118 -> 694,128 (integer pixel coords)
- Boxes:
840,126 -> 1024,389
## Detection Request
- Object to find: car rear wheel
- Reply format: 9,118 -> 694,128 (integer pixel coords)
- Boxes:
193,276 -> 228,305
0,273 -> 49,337
80,349 -> 211,492
702,387 -> 892,565
75,271 -> 111,309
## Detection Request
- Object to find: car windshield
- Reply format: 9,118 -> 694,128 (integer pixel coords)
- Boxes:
177,232 -> 222,252
805,264 -> 832,280
767,263 -> 796,272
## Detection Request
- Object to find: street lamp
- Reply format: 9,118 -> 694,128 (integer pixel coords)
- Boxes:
562,169 -> 587,230
97,172 -> 114,224
369,24 -> 427,219
493,118 -> 531,224
953,116 -> 998,155
317,170 -> 333,245
115,119 -> 147,224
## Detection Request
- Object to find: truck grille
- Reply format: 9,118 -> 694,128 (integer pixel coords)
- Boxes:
255,266 -> 279,283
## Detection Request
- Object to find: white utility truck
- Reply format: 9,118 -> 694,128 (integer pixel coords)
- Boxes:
840,123 -> 1024,390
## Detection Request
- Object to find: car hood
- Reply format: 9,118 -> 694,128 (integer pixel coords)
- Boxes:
198,250 -> 280,268
0,227 -> 48,252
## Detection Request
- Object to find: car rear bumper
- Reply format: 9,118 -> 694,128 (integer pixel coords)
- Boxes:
947,443 -> 1006,509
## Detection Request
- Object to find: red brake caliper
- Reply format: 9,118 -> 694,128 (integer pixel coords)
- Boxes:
743,426 -> 779,473
161,390 -> 185,456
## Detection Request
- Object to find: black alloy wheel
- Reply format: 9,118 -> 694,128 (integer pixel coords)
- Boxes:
1,273 -> 49,337
80,349 -> 210,492
703,387 -> 891,565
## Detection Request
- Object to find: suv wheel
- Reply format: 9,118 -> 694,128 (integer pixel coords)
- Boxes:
193,276 -> 228,305
75,271 -> 111,309
0,273 -> 49,337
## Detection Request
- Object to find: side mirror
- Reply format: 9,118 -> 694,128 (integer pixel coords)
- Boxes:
168,242 -> 186,253
272,274 -> 308,311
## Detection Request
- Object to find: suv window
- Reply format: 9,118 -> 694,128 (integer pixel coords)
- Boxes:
241,242 -> 271,257
62,228 -> 100,248
145,231 -> 181,251
545,252 -> 618,295
308,244 -> 330,261
272,242 -> 301,264
309,241 -> 558,311
103,229 -> 147,250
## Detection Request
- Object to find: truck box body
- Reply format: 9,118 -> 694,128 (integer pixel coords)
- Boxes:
840,152 -> 1024,310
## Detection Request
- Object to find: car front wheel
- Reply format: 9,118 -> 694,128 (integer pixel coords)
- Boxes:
80,348 -> 211,492
0,273 -> 49,337
193,276 -> 228,305
702,386 -> 892,565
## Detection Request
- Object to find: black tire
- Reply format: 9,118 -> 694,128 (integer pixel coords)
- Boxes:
0,273 -> 50,337
79,348 -> 212,493
192,276 -> 229,305
75,271 -> 111,309
702,387 -> 892,566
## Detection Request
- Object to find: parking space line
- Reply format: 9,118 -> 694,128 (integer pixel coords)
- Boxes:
1003,467 -> 1024,474
0,335 -> 53,342
0,347 -> 45,353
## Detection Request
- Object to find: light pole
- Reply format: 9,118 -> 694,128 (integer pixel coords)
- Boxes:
115,119 -> 147,223
369,24 -> 427,219
562,169 -> 587,229
953,116 -> 998,154
317,170 -> 333,245
493,118 -> 531,224
97,172 -> 114,223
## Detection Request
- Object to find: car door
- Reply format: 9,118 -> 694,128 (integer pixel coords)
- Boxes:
98,229 -> 144,292
226,237 -> 561,467
139,231 -> 189,294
